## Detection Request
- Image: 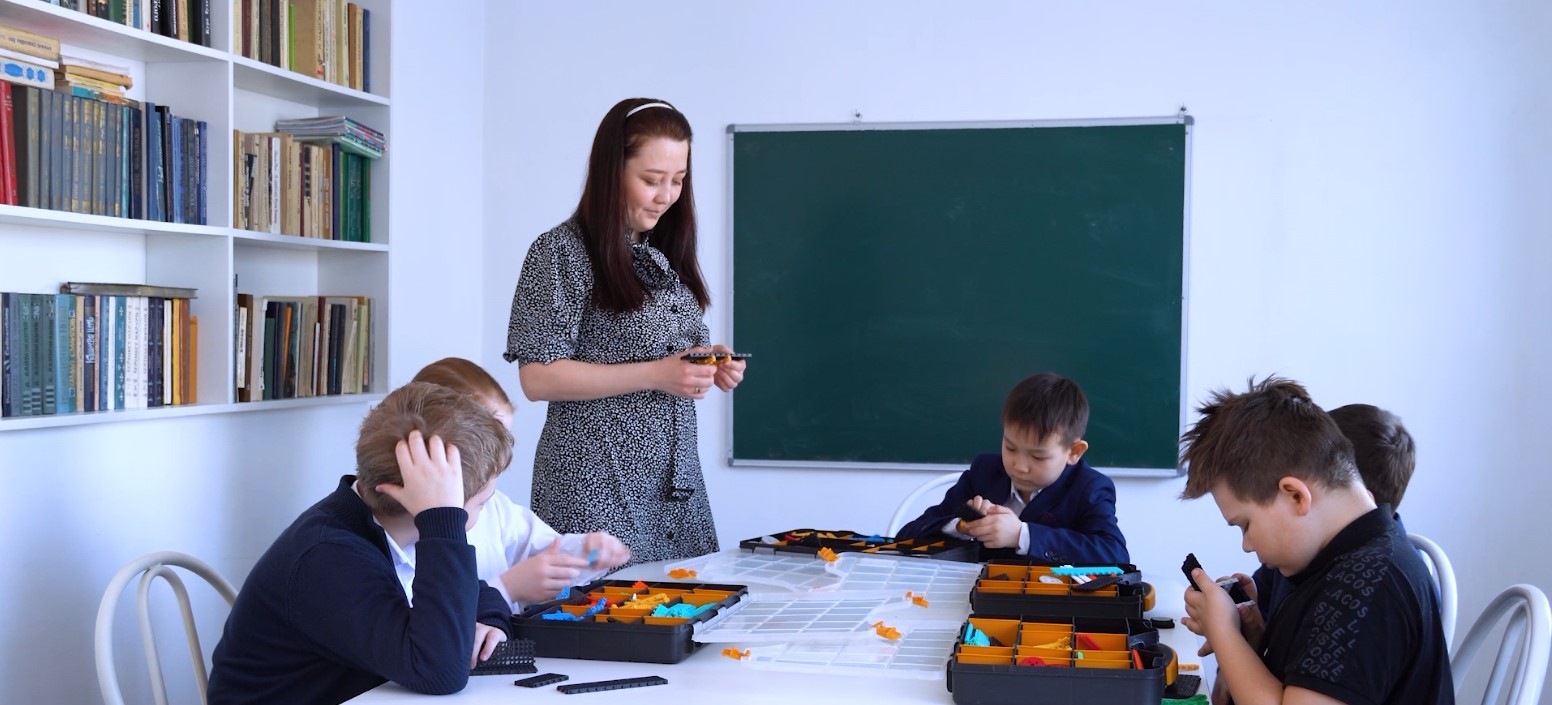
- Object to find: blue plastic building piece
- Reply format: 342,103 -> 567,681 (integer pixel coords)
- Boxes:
962,624 -> 991,647
1049,565 -> 1124,577
864,534 -> 887,544
586,548 -> 599,567
540,598 -> 609,622
649,602 -> 718,618
555,586 -> 572,599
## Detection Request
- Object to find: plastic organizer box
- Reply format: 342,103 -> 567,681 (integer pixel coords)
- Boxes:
947,615 -> 1176,705
740,528 -> 979,562
511,579 -> 748,664
969,560 -> 1155,619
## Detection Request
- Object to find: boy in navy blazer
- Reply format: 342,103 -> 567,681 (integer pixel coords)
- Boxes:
897,373 -> 1128,563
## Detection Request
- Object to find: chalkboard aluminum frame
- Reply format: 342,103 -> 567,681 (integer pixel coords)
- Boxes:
724,115 -> 1193,479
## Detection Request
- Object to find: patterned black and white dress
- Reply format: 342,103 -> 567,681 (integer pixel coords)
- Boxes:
504,219 -> 718,565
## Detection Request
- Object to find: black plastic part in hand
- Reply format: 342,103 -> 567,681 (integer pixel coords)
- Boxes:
470,638 -> 537,676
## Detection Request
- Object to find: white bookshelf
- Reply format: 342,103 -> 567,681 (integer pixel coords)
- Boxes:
0,0 -> 391,431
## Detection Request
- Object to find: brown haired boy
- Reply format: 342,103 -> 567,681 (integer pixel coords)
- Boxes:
208,382 -> 515,705
1180,377 -> 1451,705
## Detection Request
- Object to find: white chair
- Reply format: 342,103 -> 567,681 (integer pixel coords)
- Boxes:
95,551 -> 238,705
885,472 -> 960,536
1410,532 -> 1458,651
1451,584 -> 1551,705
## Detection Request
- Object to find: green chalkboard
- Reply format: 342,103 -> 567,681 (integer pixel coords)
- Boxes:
729,119 -> 1188,472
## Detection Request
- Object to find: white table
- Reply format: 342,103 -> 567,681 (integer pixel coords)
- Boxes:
348,555 -> 1212,704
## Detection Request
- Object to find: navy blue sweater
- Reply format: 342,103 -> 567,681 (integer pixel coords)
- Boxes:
208,475 -> 512,705
897,454 -> 1129,564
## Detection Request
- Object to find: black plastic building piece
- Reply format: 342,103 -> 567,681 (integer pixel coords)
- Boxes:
1070,574 -> 1123,592
1150,617 -> 1175,629
1164,674 -> 1202,698
470,638 -> 537,676
556,675 -> 668,694
514,673 -> 570,688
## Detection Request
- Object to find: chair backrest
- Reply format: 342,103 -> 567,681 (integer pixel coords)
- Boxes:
1410,532 -> 1458,650
95,551 -> 238,705
1451,583 -> 1551,705
885,472 -> 961,536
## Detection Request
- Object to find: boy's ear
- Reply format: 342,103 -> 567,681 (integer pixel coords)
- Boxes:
1278,476 -> 1314,516
1066,439 -> 1089,463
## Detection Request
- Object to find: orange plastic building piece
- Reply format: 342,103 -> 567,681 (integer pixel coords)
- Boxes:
668,568 -> 697,579
904,591 -> 929,608
817,547 -> 839,562
722,648 -> 750,660
631,580 -> 649,590
871,621 -> 901,640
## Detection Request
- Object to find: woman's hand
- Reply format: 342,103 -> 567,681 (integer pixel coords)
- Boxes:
709,344 -> 746,392
653,348 -> 718,399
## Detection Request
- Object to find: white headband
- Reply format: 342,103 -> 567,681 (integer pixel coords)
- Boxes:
626,102 -> 674,117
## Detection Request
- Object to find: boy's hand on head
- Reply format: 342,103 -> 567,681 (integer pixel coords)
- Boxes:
470,622 -> 507,668
708,344 -> 746,392
655,348 -> 717,399
1182,567 -> 1241,655
376,430 -> 464,517
966,511 -> 1022,549
502,541 -> 590,604
583,532 -> 631,569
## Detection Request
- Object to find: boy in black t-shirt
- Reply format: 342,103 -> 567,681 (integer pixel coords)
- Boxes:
1178,377 -> 1452,705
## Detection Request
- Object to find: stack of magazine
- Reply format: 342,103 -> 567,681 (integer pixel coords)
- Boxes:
274,116 -> 385,159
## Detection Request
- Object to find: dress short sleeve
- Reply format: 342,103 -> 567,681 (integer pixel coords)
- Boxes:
504,226 -> 591,365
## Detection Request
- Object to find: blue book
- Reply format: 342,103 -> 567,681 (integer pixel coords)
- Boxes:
196,120 -> 208,225
144,102 -> 163,222
38,294 -> 56,415
169,117 -> 184,224
362,8 -> 371,93
52,295 -> 76,414
114,295 -> 127,410
98,296 -> 112,411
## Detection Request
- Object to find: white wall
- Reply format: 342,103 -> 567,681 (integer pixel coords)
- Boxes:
484,0 -> 1552,699
0,2 -> 488,703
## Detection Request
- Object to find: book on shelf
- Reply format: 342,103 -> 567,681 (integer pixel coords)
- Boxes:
5,86 -> 202,222
38,0 -> 211,47
0,23 -> 60,63
0,57 -> 54,89
235,293 -> 370,402
0,47 -> 58,70
0,290 -> 195,418
237,0 -> 370,92
60,282 -> 199,299
234,125 -> 375,241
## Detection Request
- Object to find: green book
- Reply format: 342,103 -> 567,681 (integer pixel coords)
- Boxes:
54,294 -> 77,414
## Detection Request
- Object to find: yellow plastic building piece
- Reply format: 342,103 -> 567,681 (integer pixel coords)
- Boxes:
668,568 -> 697,579
871,621 -> 901,640
722,648 -> 750,660
817,547 -> 839,562
1180,663 -> 1201,671
620,592 -> 674,610
1030,636 -> 1073,650
904,591 -> 929,608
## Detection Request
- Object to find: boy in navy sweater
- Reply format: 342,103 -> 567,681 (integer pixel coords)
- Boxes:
897,372 -> 1128,563
208,382 -> 516,704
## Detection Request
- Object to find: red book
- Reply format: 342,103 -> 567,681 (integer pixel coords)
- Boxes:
0,81 -> 14,205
